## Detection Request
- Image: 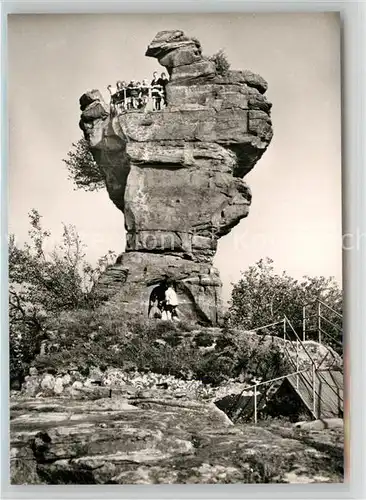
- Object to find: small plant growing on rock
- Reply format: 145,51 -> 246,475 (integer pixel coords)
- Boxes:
209,49 -> 231,76
63,138 -> 105,192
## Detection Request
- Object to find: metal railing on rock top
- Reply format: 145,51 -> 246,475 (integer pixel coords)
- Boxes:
110,85 -> 166,113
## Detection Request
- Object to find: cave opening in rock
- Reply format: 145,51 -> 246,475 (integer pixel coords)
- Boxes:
148,279 -> 180,321
148,280 -> 167,319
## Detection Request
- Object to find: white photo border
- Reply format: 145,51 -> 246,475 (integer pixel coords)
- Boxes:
1,1 -> 365,499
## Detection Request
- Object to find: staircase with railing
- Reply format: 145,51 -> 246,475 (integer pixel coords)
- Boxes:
228,299 -> 343,424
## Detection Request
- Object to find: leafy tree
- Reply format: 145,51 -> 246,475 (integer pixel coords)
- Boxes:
63,138 -> 105,191
209,49 -> 231,76
229,258 -> 342,351
9,209 -> 115,385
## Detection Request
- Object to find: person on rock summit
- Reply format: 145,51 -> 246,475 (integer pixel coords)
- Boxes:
114,81 -> 127,113
140,79 -> 150,105
151,71 -> 163,110
151,71 -> 159,87
108,72 -> 169,113
157,72 -> 169,107
127,80 -> 140,109
157,72 -> 169,90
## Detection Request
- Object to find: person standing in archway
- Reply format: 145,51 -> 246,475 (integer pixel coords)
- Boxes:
165,282 -> 179,321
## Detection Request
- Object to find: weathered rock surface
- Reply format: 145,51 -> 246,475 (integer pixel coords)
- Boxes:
10,396 -> 343,485
145,30 -> 204,74
79,30 -> 273,324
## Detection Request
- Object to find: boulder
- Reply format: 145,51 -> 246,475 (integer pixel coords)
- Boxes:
169,59 -> 216,82
145,30 -> 202,72
72,381 -> 83,390
62,374 -> 72,386
53,378 -> 64,395
22,376 -> 40,397
79,89 -> 108,112
40,374 -> 55,392
88,367 -> 104,383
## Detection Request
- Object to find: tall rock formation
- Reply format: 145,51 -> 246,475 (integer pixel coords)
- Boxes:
79,30 -> 273,324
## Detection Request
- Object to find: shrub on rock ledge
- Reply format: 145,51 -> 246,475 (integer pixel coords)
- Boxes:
63,138 -> 105,192
208,49 -> 231,76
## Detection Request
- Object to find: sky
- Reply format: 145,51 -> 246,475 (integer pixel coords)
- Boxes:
8,13 -> 342,304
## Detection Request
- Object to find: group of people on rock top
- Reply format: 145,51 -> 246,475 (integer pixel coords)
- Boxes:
107,71 -> 169,113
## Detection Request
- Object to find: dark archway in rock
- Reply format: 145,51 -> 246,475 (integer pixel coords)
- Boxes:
148,281 -> 167,317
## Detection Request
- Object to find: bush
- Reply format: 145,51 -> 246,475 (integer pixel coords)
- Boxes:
31,308 -> 290,388
209,49 -> 231,76
63,138 -> 105,192
9,210 -> 115,386
33,309 -> 199,377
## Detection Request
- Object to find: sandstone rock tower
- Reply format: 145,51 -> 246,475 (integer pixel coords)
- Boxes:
79,30 -> 273,324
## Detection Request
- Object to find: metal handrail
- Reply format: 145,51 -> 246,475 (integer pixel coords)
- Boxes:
246,320 -> 284,333
233,367 -> 325,422
229,326 -> 292,421
316,369 -> 344,404
318,369 -> 344,404
315,348 -> 340,372
112,84 -> 164,98
319,326 -> 343,348
237,368 -> 310,393
284,316 -> 318,368
283,316 -> 343,411
301,298 -> 342,318
283,315 -> 336,416
110,84 -> 166,114
316,350 -> 332,371
283,325 -> 333,417
232,344 -> 341,423
306,341 -> 344,403
282,327 -> 300,370
319,314 -> 342,332
234,321 -> 321,422
317,299 -> 342,318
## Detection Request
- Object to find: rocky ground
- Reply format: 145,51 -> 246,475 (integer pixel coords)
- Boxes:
10,385 -> 344,485
11,321 -> 343,485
